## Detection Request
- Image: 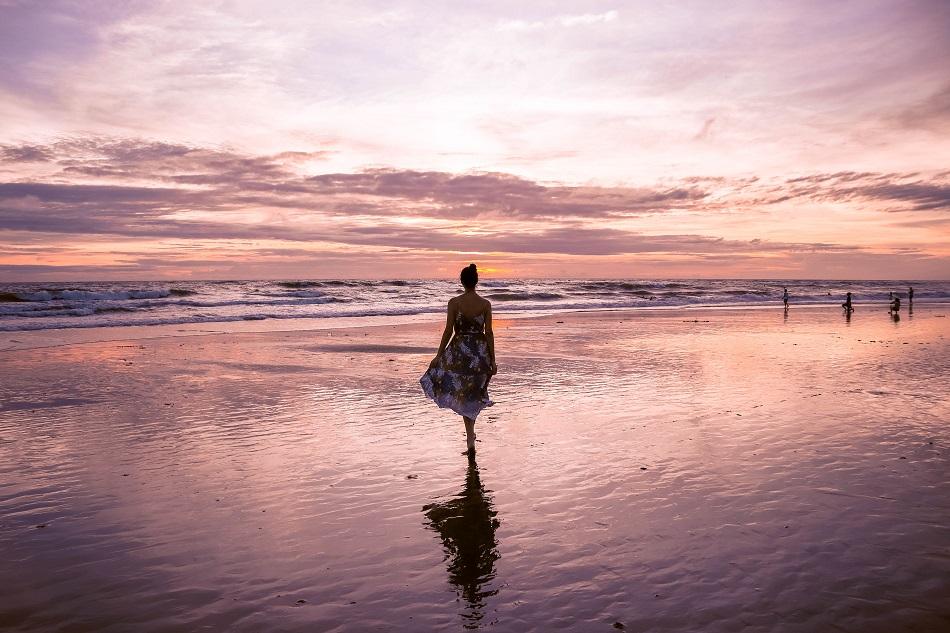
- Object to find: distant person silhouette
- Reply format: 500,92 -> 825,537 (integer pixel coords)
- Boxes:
782,287 -> 789,309
842,292 -> 854,313
421,264 -> 496,456
908,286 -> 914,303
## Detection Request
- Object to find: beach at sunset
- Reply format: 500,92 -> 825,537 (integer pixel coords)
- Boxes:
2,1 -> 950,631
2,304 -> 948,631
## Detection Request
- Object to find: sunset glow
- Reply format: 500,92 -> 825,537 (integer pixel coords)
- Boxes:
1,0 -> 948,280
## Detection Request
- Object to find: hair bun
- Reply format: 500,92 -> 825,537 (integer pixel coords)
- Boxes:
460,263 -> 479,288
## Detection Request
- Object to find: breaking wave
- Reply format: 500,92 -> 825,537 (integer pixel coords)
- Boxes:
0,279 -> 946,332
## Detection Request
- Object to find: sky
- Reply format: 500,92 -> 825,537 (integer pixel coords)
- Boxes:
0,0 -> 948,280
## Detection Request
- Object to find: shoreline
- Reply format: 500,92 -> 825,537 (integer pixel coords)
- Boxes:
2,301 -> 947,353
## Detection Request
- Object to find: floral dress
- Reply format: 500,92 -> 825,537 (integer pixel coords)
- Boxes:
420,311 -> 494,420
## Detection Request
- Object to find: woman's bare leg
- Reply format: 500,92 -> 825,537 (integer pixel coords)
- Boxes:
463,416 -> 476,453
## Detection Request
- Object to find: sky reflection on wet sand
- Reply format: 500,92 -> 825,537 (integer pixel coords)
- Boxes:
1,306 -> 948,631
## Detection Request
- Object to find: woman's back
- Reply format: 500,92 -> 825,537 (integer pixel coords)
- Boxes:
453,293 -> 490,320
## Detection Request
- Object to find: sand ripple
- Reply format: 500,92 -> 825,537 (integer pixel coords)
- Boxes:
1,307 -> 948,631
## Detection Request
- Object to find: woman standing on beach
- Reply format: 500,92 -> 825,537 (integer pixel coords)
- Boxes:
421,264 -> 497,456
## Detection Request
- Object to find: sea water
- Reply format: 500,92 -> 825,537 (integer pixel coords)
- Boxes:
0,278 -> 945,331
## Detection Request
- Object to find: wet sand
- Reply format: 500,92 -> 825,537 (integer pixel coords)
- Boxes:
1,306 -> 949,632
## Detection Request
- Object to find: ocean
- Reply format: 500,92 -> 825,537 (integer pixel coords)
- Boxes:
0,279 -> 944,332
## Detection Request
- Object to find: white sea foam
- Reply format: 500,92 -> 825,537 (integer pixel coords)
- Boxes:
0,279 -> 946,332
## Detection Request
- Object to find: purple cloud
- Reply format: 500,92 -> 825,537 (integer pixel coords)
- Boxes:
1,137 -> 947,280
775,171 -> 950,212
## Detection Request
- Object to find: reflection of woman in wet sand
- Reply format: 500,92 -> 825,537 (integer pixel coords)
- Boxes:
423,460 -> 500,629
421,264 -> 497,456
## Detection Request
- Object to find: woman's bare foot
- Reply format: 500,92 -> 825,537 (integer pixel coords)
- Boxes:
462,416 -> 476,455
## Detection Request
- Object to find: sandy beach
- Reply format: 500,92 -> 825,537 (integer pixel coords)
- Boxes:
1,305 -> 948,632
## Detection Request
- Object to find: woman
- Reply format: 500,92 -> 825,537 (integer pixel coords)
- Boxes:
420,264 -> 497,456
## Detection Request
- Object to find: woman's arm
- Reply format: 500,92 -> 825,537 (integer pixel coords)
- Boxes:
485,302 -> 497,374
429,299 -> 456,367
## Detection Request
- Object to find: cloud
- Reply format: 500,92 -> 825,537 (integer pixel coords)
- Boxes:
0,143 -> 56,162
496,10 -> 618,31
1,137 -> 947,280
2,1 -> 948,190
557,10 -> 618,27
301,169 -> 706,219
329,225 -> 862,257
1,138 -> 329,183
0,183 -> 869,259
0,137 -> 707,220
0,4 -> 948,280
774,171 -> 950,212
889,82 -> 950,133
693,117 -> 716,142
5,239 -> 946,282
